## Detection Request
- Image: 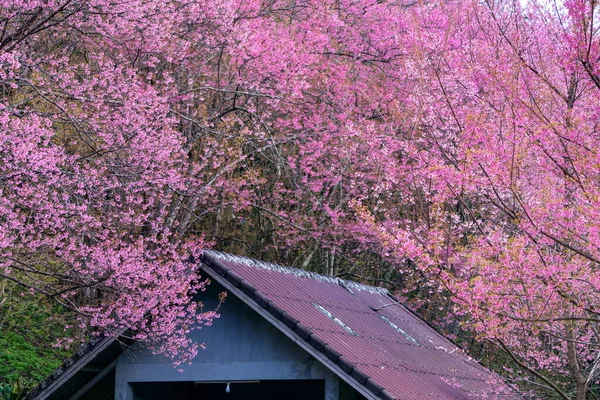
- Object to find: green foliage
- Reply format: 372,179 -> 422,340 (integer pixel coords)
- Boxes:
0,281 -> 76,387
0,331 -> 62,384
0,377 -> 32,400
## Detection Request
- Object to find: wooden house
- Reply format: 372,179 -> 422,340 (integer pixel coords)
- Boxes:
26,251 -> 521,400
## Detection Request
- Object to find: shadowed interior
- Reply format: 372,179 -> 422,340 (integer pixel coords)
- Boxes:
131,379 -> 325,400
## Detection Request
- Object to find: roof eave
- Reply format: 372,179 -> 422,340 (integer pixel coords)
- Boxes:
26,335 -> 119,400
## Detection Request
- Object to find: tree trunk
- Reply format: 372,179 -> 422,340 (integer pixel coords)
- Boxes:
566,322 -> 588,400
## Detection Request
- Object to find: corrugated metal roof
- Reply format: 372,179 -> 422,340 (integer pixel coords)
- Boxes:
201,250 -> 523,400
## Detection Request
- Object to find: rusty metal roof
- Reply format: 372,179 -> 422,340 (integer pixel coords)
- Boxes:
200,250 -> 522,400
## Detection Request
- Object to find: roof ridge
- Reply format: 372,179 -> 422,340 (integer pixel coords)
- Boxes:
202,250 -> 389,295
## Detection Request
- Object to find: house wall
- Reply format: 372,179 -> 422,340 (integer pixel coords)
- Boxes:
114,280 -> 343,400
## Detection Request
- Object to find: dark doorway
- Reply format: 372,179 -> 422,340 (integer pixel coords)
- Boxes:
132,379 -> 325,400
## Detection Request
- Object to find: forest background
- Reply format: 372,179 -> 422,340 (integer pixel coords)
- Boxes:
2,0 -> 600,399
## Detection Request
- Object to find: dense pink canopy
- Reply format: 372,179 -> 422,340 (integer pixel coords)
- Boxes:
3,0 -> 600,397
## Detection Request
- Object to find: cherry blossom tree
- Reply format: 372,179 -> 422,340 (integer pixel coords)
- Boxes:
343,0 -> 600,398
0,0 -> 232,365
